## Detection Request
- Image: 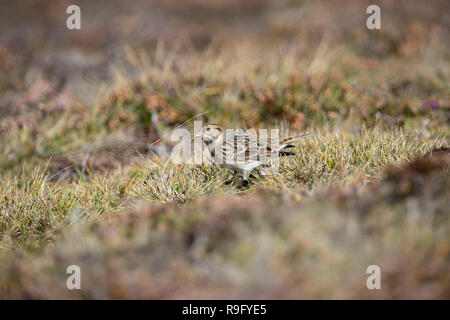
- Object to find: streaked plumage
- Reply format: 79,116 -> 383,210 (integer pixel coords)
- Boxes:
197,124 -> 315,183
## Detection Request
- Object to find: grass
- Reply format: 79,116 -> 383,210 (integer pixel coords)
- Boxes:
0,0 -> 449,299
1,127 -> 444,248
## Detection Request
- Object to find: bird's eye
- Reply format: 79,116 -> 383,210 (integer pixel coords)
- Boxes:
206,128 -> 211,131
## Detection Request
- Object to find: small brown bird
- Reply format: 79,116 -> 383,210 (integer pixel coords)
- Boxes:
196,124 -> 315,183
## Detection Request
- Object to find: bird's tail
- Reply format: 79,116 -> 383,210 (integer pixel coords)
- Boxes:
279,133 -> 316,150
279,151 -> 296,157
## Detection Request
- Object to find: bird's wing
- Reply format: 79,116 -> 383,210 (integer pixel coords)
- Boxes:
232,131 -> 315,150
220,132 -> 278,163
218,130 -> 316,163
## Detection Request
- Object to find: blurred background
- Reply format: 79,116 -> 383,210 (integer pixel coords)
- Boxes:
1,0 -> 449,122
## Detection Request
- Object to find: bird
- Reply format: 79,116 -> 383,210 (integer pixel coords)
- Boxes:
195,124 -> 315,184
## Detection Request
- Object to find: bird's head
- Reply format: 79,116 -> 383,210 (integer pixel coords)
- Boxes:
196,124 -> 223,144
